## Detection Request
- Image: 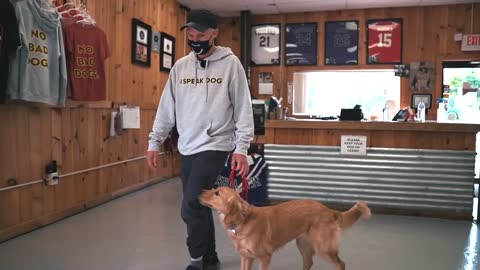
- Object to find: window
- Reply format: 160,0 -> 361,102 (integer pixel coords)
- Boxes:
442,61 -> 480,124
442,61 -> 480,222
292,70 -> 400,120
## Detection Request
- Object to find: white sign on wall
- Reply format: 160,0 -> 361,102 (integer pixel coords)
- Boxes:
341,135 -> 367,155
120,105 -> 140,129
461,34 -> 480,51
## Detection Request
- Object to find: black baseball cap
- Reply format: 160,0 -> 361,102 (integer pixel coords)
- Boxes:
180,9 -> 217,32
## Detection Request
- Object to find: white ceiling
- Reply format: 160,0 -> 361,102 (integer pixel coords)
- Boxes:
176,0 -> 478,17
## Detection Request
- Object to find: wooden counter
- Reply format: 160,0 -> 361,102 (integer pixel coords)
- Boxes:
265,120 -> 480,150
263,120 -> 480,219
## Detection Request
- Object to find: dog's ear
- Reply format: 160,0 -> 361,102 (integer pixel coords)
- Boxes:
223,197 -> 250,228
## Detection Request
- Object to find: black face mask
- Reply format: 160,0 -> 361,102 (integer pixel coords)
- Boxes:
188,39 -> 212,55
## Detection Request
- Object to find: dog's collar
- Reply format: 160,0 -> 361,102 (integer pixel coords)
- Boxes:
229,225 -> 238,236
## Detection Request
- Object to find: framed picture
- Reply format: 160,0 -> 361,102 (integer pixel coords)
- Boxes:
131,18 -> 152,67
367,18 -> 403,64
409,62 -> 435,92
251,24 -> 281,65
411,93 -> 432,109
324,20 -> 359,65
394,64 -> 410,77
160,32 -> 175,72
258,72 -> 274,95
285,23 -> 317,66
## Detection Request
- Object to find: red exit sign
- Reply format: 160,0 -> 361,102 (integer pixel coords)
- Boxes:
461,34 -> 480,51
467,35 -> 480,45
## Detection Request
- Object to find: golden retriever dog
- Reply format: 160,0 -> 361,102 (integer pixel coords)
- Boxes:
199,186 -> 371,270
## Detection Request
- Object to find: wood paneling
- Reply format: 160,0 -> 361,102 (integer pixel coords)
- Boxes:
217,4 -> 480,119
0,0 -> 186,242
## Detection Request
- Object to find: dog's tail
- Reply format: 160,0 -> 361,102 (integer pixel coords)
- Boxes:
339,201 -> 371,230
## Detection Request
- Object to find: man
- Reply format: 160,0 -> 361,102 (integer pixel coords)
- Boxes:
146,9 -> 254,270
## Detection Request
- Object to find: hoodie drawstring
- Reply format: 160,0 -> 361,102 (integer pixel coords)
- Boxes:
194,63 -> 198,87
204,60 -> 209,102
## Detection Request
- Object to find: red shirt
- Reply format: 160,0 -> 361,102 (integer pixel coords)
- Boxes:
64,23 -> 110,101
367,20 -> 402,63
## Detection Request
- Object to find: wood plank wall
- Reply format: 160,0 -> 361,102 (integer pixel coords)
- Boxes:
217,4 -> 480,119
0,0 -> 187,242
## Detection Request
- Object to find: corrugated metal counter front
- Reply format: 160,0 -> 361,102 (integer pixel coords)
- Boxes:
264,144 -> 476,216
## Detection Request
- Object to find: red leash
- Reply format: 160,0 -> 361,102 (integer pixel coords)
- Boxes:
229,164 -> 249,201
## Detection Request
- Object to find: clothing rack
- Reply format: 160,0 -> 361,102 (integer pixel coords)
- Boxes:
53,0 -> 96,25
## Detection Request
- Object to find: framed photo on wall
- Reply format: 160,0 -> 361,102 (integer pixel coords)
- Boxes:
251,24 -> 281,65
411,93 -> 432,109
409,62 -> 435,92
160,32 -> 175,72
131,18 -> 152,67
258,72 -> 274,95
324,20 -> 359,65
285,23 -> 317,66
367,18 -> 403,64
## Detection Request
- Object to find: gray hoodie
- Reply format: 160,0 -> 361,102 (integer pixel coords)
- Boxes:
148,46 -> 254,156
7,0 -> 67,106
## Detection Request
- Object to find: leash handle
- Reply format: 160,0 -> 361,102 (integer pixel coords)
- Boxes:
229,163 -> 249,201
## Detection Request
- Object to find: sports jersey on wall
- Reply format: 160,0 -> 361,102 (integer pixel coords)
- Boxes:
251,24 -> 280,65
0,1 -> 20,103
64,23 -> 110,101
367,19 -> 402,64
325,21 -> 359,65
285,23 -> 317,66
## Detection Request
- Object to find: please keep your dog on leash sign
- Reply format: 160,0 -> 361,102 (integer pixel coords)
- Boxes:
340,135 -> 367,155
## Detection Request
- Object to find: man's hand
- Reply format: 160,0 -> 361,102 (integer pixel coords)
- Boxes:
231,153 -> 249,178
146,151 -> 158,169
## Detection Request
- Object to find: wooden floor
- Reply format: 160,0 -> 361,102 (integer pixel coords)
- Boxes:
0,177 -> 478,270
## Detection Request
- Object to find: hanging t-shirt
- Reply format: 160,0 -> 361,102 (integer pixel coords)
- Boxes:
0,1 -> 20,103
64,23 -> 110,101
7,0 -> 67,106
61,17 -> 78,98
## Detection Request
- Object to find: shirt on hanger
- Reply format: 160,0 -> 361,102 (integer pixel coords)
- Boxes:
0,1 -> 20,103
7,0 -> 67,106
64,23 -> 110,101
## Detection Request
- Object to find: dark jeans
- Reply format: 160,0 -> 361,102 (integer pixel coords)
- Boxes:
180,150 -> 229,259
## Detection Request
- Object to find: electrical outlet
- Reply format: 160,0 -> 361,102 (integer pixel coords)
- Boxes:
46,172 -> 59,186
45,160 -> 59,186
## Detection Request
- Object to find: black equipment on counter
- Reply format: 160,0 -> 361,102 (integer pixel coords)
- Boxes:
339,104 -> 363,121
252,100 -> 266,135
